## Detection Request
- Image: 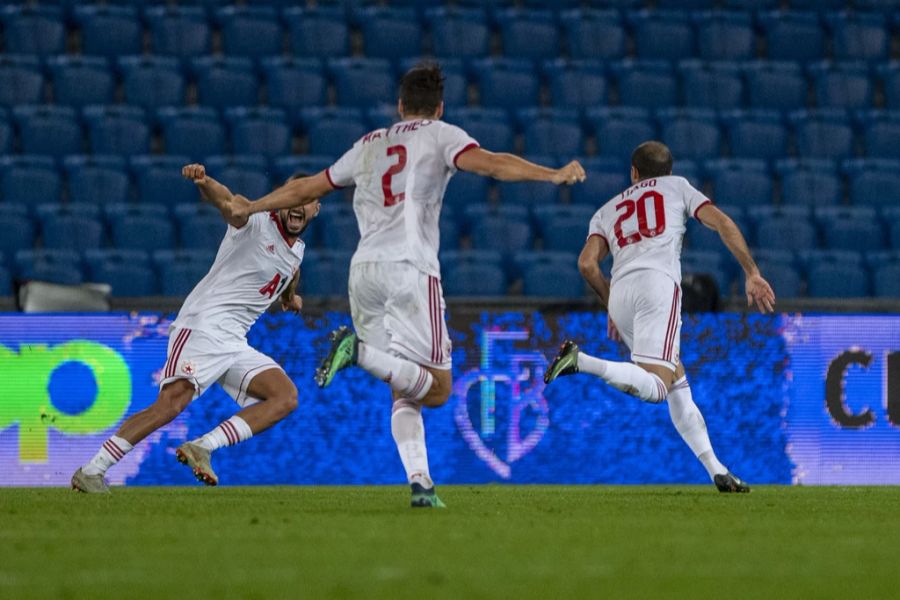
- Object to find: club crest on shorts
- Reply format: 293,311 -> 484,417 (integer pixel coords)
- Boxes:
182,361 -> 196,376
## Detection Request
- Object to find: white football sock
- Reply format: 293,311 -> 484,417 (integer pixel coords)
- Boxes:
667,376 -> 727,480
358,343 -> 433,401
577,352 -> 668,403
82,435 -> 134,476
193,415 -> 253,452
391,400 -> 433,488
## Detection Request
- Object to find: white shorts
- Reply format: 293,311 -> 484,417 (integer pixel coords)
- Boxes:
160,327 -> 283,407
349,261 -> 451,370
607,270 -> 682,372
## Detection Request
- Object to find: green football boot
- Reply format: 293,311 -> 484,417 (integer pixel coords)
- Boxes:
315,326 -> 359,388
544,340 -> 581,385
410,483 -> 446,508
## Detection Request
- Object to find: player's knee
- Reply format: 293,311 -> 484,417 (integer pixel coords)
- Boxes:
153,386 -> 191,421
420,370 -> 451,408
277,388 -> 299,416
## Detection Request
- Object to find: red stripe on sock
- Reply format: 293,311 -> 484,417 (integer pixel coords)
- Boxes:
221,421 -> 241,445
409,369 -> 427,399
103,440 -> 123,460
218,423 -> 235,446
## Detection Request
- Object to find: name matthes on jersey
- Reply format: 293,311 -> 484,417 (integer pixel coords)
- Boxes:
326,119 -> 478,277
588,176 -> 711,285
171,212 -> 305,344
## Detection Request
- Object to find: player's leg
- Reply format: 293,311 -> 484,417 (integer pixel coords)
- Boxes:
666,361 -> 749,492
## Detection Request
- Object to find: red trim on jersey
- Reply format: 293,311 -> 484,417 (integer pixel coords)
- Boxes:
587,232 -> 609,245
452,143 -> 480,168
325,168 -> 344,190
693,200 -> 713,223
269,211 -> 296,248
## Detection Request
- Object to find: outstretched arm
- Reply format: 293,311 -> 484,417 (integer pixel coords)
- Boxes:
234,171 -> 334,219
456,148 -> 586,185
182,163 -> 248,229
696,204 -> 775,313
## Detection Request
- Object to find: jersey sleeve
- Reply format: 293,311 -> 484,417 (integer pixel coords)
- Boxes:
326,141 -> 363,189
587,209 -> 609,245
683,178 -> 713,222
439,123 -> 479,170
228,211 -> 265,238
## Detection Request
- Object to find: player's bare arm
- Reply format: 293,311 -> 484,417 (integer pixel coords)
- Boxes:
232,171 -> 333,220
181,163 -> 248,229
279,270 -> 302,314
696,203 -> 776,313
577,235 -> 620,341
456,148 -> 586,185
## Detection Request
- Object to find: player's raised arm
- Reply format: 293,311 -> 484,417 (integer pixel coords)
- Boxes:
696,203 -> 776,313
182,163 -> 249,229
233,171 -> 334,220
456,148 -> 586,185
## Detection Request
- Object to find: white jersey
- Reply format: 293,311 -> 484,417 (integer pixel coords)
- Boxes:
171,212 -> 304,344
326,119 -> 479,277
588,176 -> 711,285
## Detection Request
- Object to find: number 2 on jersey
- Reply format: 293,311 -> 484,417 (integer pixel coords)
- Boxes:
613,191 -> 666,248
382,145 -> 407,207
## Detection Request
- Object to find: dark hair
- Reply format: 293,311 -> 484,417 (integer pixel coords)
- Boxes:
631,141 -> 673,179
399,62 -> 444,117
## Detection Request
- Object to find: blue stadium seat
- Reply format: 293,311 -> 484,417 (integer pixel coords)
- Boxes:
440,249 -> 502,275
828,12 -> 889,62
498,179 -> 560,208
611,61 -> 677,110
0,265 -> 10,295
146,6 -> 211,59
723,110 -> 787,161
330,58 -> 394,108
15,249 -> 83,286
803,250 -> 869,297
173,204 -> 227,252
443,171 -> 491,209
776,159 -> 843,206
84,249 -> 157,296
0,204 -> 35,256
571,157 -> 631,205
452,108 -> 514,153
745,62 -> 809,111
111,210 -> 175,253
365,105 -> 398,130
299,107 -> 367,157
751,206 -> 817,252
427,7 -> 490,59
153,250 -> 216,296
261,57 -> 327,113
789,0 -> 847,10
41,213 -> 104,252
519,108 -> 583,157
12,105 -> 82,158
225,107 -> 291,161
472,59 -> 540,110
217,6 -> 282,59
588,107 -> 657,164
658,108 -> 721,162
275,155 -> 334,183
83,105 -> 150,158
204,155 -> 272,200
48,56 -> 114,108
682,249 -> 730,295
467,205 -> 533,259
0,6 -> 65,57
442,262 -> 506,296
873,261 -> 900,297
705,159 -> 773,208
316,204 -> 359,252
759,11 -> 825,62
533,206 -> 596,253
74,5 -> 142,58
630,11 -> 694,61
790,110 -> 855,160
0,155 -> 62,210
881,63 -> 900,110
118,56 -> 185,111
884,207 -> 900,249
546,60 -> 608,110
861,111 -> 900,159
298,250 -> 352,296
359,7 -> 422,60
131,155 -> 198,208
158,108 -> 225,161
498,9 -> 560,61
440,208 -> 460,250
192,57 -> 259,110
757,261 -> 803,297
64,155 -> 131,206
519,252 -> 583,298
561,9 -> 627,60
811,62 -> 873,110
815,206 -> 884,252
0,56 -> 43,107
845,159 -> 900,207
695,12 -> 755,61
673,158 -> 703,189
285,7 -> 350,59
679,61 -> 744,110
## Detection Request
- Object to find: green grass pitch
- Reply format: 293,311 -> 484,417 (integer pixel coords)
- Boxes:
2,485 -> 898,599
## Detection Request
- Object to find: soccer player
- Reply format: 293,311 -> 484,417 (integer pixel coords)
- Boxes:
71,165 -> 319,493
230,62 -> 585,507
544,141 -> 775,493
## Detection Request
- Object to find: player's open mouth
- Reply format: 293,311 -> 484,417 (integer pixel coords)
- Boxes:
286,210 -> 304,230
